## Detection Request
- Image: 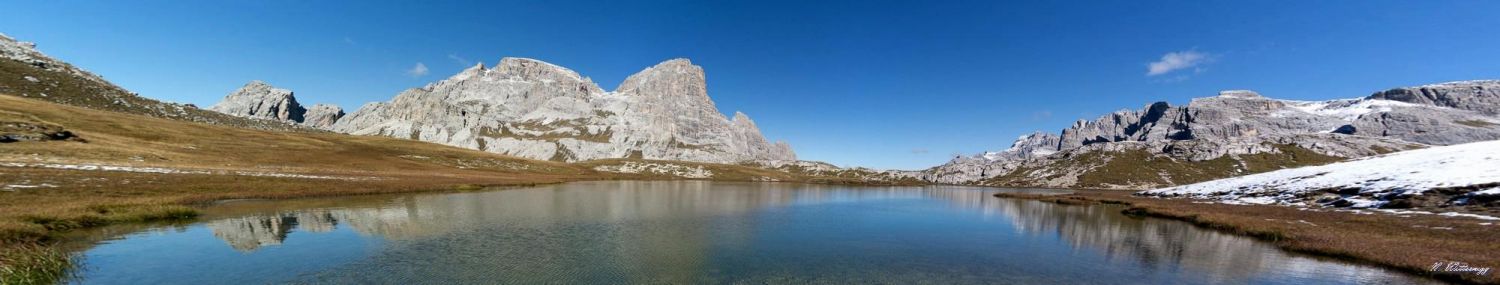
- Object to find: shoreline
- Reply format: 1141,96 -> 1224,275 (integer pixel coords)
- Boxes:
992,191 -> 1499,285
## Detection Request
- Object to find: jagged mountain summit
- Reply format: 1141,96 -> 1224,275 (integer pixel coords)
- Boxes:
333,58 -> 794,163
210,58 -> 795,163
211,81 -> 306,123
208,81 -> 344,129
925,81 -> 1500,189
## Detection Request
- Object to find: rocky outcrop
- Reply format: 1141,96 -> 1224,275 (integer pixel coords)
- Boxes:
207,81 -> 346,130
926,82 -> 1500,188
210,81 -> 305,123
0,121 -> 83,143
302,104 -> 344,129
1367,80 -> 1500,115
332,58 -> 795,163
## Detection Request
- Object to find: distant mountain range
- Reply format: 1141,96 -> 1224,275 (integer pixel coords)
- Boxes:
920,82 -> 1500,189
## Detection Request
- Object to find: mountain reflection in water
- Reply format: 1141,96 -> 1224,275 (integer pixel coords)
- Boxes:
69,181 -> 1433,284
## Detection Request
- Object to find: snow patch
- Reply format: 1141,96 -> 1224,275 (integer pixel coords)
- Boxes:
1282,99 -> 1424,121
1142,140 -> 1500,212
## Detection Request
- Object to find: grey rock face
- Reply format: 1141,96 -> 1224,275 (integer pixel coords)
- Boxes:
927,81 -> 1500,187
208,81 -> 349,130
302,104 -> 345,129
979,131 -> 1060,161
332,58 -> 795,163
211,81 -> 305,122
1367,80 -> 1500,115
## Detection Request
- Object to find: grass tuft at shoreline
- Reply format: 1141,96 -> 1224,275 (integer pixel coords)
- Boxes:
0,244 -> 72,285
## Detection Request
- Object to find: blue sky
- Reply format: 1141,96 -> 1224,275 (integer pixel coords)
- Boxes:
3,1 -> 1498,169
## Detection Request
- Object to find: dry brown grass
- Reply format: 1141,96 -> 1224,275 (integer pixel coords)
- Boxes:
996,190 -> 1500,284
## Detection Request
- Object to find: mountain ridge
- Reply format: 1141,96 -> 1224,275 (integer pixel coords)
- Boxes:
923,82 -> 1500,188
210,57 -> 796,164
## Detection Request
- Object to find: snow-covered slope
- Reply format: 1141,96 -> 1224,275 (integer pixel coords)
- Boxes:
1142,140 -> 1500,209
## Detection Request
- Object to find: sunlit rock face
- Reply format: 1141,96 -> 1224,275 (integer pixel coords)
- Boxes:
1368,80 -> 1500,115
302,104 -> 345,130
208,81 -> 345,130
331,58 -> 795,163
924,81 -> 1500,187
211,81 -> 305,123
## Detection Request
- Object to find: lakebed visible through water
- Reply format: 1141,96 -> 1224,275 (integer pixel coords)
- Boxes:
60,181 -> 1437,284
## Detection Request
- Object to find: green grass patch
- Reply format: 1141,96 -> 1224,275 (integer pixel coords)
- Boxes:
0,244 -> 73,285
19,204 -> 198,233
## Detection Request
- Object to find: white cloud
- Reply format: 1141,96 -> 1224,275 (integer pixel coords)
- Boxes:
406,62 -> 429,77
1146,50 -> 1210,76
447,54 -> 473,67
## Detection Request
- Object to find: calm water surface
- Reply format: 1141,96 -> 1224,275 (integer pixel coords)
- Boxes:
63,181 -> 1437,284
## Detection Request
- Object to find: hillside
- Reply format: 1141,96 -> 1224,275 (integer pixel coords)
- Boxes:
1142,140 -> 1500,214
0,34 -> 314,132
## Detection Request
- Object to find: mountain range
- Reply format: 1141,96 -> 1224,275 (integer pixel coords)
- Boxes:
210,58 -> 795,164
921,82 -> 1500,189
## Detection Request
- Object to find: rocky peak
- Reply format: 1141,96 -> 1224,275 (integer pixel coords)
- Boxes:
450,62 -> 487,82
210,81 -> 305,123
330,57 -> 795,163
616,58 -> 706,94
1058,101 -> 1176,149
982,131 -> 1062,161
208,81 -> 349,130
493,57 -> 586,82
